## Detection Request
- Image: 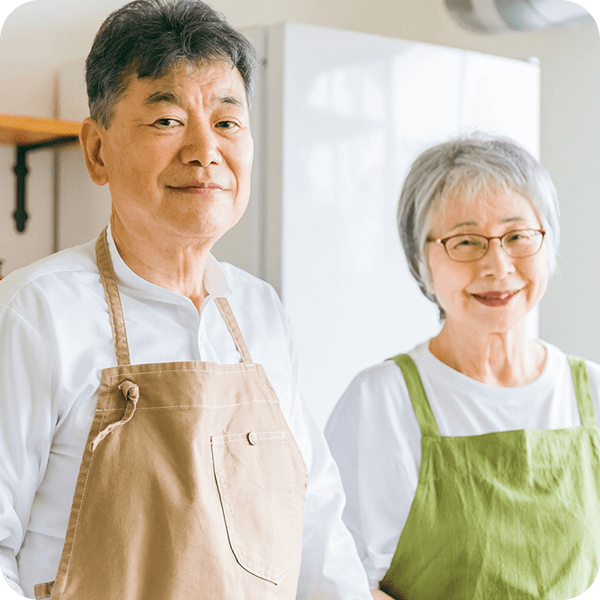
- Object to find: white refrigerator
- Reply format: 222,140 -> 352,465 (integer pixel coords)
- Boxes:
212,23 -> 540,429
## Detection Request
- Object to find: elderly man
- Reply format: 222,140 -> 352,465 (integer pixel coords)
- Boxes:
0,1 -> 372,598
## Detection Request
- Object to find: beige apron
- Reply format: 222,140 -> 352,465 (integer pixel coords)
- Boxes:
34,229 -> 307,600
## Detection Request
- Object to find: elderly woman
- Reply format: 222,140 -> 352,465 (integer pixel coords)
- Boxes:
325,135 -> 600,600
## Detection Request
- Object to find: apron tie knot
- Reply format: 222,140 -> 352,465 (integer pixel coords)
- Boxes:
90,381 -> 140,451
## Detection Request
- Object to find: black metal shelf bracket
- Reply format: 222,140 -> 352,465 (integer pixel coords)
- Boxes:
13,136 -> 79,233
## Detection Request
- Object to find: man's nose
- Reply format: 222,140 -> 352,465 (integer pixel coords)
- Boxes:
179,120 -> 221,166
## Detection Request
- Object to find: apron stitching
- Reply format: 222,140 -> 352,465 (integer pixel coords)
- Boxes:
105,368 -> 258,376
96,229 -> 131,366
58,433 -> 100,599
211,434 -> 299,582
283,440 -> 300,577
95,400 -> 277,412
215,297 -> 253,365
212,431 -> 286,443
252,444 -> 278,576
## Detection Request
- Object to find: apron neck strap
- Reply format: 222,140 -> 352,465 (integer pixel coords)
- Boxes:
567,356 -> 596,429
390,354 -> 440,437
214,297 -> 253,364
96,228 -> 132,367
95,227 -> 254,367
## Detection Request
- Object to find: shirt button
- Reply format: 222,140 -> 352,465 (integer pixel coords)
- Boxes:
247,431 -> 258,445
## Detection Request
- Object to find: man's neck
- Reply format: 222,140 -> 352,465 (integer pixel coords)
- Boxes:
110,216 -> 211,314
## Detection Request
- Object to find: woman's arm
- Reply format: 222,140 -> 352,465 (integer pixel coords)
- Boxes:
371,589 -> 395,599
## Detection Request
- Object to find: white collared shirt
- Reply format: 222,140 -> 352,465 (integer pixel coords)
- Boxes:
0,228 -> 371,599
325,340 -> 600,589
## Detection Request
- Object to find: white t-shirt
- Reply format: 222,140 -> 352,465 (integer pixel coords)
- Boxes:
0,228 -> 372,600
325,340 -> 600,589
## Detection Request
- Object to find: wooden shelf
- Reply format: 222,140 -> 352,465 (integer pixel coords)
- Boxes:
0,114 -> 81,232
0,114 -> 80,146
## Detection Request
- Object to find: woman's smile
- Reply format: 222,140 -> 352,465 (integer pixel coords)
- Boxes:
470,290 -> 520,307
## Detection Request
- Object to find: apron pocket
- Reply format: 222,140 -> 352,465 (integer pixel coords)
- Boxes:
211,430 -> 302,584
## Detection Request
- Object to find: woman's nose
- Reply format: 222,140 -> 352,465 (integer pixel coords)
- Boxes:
479,238 -> 516,278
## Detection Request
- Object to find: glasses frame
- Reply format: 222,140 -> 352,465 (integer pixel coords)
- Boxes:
430,228 -> 546,263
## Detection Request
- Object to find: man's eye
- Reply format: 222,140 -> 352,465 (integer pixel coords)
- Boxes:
216,120 -> 239,130
154,118 -> 181,128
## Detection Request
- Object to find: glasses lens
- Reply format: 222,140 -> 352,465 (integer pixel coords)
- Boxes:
445,235 -> 487,262
503,229 -> 543,257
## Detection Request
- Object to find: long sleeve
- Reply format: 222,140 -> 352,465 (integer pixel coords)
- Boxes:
0,306 -> 56,596
324,362 -> 422,590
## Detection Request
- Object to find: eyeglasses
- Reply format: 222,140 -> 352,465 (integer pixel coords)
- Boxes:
429,229 -> 546,263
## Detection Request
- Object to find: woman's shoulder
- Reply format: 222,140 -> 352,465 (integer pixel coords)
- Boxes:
326,344 -> 427,439
339,353 -> 419,405
537,340 -> 600,422
539,340 -> 600,381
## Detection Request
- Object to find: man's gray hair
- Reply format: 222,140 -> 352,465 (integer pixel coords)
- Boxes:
86,0 -> 257,129
397,134 -> 560,318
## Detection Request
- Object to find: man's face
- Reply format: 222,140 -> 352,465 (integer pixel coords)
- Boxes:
95,61 -> 253,246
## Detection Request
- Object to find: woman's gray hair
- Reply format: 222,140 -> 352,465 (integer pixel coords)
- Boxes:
397,134 -> 560,319
86,0 -> 257,129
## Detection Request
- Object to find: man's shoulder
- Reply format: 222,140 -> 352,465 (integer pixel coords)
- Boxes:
216,261 -> 291,341
218,261 -> 282,304
0,239 -> 99,310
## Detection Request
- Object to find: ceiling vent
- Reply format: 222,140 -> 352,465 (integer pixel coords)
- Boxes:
445,0 -> 593,33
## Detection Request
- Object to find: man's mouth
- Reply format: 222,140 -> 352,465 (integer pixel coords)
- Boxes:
169,181 -> 224,191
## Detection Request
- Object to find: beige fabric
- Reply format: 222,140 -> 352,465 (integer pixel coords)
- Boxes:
35,228 -> 307,600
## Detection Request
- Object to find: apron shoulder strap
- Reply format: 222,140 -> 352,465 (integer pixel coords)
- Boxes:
214,297 -> 253,365
567,355 -> 596,429
96,227 -> 131,367
389,354 -> 440,437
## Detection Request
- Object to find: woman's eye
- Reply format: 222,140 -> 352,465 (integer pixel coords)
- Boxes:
506,234 -> 523,243
454,238 -> 478,248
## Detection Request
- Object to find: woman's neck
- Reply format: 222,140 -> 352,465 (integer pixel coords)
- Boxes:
429,319 -> 546,387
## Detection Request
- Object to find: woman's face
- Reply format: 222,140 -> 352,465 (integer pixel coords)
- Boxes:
427,188 -> 549,335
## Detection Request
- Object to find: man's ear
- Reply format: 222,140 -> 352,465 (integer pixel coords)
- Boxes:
79,117 -> 109,186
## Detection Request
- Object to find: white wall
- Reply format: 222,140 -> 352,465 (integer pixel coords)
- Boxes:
0,59 -> 57,274
0,0 -> 599,360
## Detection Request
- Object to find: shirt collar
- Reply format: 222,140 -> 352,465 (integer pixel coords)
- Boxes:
106,225 -> 232,305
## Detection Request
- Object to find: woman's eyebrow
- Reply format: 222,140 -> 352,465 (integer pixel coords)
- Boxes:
449,220 -> 477,231
448,216 -> 530,232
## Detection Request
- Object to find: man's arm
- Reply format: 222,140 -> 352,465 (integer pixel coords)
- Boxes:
280,327 -> 371,600
0,305 -> 56,595
290,398 -> 373,600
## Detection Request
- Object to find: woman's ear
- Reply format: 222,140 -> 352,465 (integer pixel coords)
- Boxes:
79,117 -> 109,186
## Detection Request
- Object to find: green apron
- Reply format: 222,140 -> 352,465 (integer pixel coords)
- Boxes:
379,354 -> 600,600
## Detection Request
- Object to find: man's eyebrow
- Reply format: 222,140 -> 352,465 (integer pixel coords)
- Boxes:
143,92 -> 245,108
144,91 -> 183,106
219,95 -> 245,108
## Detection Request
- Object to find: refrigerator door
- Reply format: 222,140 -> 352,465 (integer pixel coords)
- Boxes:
265,24 -> 540,428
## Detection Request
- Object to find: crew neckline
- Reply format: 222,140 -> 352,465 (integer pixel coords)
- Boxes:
411,338 -> 558,405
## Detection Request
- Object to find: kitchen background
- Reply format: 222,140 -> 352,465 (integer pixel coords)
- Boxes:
0,0 -> 598,431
